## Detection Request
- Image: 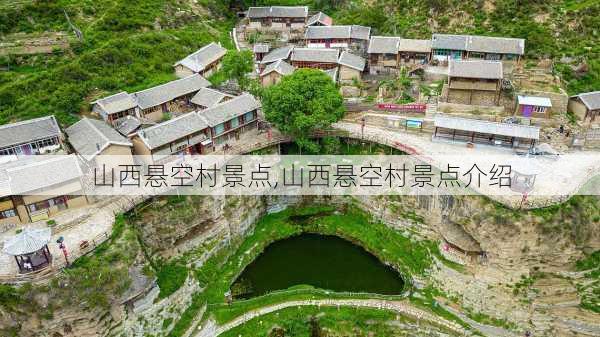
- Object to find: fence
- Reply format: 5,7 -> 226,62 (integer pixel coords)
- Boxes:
0,230 -> 111,284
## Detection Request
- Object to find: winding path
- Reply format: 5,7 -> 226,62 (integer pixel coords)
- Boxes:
195,299 -> 468,337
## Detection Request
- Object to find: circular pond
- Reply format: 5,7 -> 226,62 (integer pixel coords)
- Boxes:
232,234 -> 405,298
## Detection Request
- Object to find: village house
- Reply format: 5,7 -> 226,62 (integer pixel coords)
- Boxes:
199,93 -> 262,146
431,34 -> 524,64
446,60 -> 503,106
291,47 -> 340,70
260,60 -> 295,86
173,42 -> 227,78
259,45 -> 294,72
247,6 -> 309,30
0,156 -> 87,224
253,43 -> 270,62
306,12 -> 332,26
132,112 -> 212,163
91,92 -> 138,126
337,51 -> 366,83
191,87 -> 234,110
304,25 -> 371,52
114,115 -> 144,137
367,36 -> 432,74
65,118 -> 134,173
433,115 -> 539,149
132,74 -> 211,122
569,91 -> 600,123
0,116 -> 63,156
515,95 -> 553,118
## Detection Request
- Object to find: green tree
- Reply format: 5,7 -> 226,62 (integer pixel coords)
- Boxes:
262,69 -> 344,154
221,49 -> 254,90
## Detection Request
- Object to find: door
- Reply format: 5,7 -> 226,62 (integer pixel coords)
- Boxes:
522,105 -> 533,117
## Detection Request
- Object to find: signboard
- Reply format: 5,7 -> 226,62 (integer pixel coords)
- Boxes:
406,119 -> 423,129
377,103 -> 426,113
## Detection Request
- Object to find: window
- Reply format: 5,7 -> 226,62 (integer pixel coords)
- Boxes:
214,123 -> 225,135
244,111 -> 255,123
0,209 -> 16,219
434,49 -> 449,56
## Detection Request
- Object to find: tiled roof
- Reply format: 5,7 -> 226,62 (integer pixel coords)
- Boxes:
137,112 -> 209,150
305,25 -> 370,40
0,116 -> 61,150
92,91 -> 137,115
115,115 -> 142,136
260,60 -> 295,77
200,93 -> 261,126
0,156 -> 84,195
576,91 -> 600,110
261,45 -> 294,64
338,51 -> 365,71
434,115 -> 540,140
517,96 -> 552,107
367,36 -> 400,54
3,228 -> 51,256
432,34 -> 525,55
133,74 -> 210,110
432,34 -> 468,50
467,35 -> 525,55
307,12 -> 333,26
191,88 -> 232,108
448,60 -> 503,79
65,118 -> 132,160
291,48 -> 340,63
247,6 -> 308,18
174,42 -> 227,73
398,39 -> 432,53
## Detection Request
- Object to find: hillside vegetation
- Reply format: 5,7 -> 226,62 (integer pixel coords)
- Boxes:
1,0 -> 599,126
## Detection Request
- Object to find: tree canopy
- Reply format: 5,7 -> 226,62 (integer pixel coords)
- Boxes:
261,68 -> 344,153
220,49 -> 254,90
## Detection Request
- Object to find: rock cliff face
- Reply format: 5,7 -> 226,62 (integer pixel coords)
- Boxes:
3,194 -> 598,337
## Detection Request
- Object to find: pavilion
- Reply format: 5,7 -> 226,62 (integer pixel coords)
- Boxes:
3,228 -> 53,274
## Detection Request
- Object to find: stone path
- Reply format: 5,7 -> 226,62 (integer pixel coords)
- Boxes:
333,121 -> 600,209
194,299 -> 467,337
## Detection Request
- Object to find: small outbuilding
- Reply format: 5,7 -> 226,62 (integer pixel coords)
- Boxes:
516,95 -> 552,118
260,60 -> 295,86
569,91 -> 600,123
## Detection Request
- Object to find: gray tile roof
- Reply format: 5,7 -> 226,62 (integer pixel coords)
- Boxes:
133,74 -> 210,110
260,60 -> 295,77
261,45 -> 294,64
115,115 -> 142,136
431,34 -> 469,50
253,43 -> 270,53
291,48 -> 340,63
448,60 -> 503,79
1,155 -> 84,195
576,91 -> 600,110
92,91 -> 137,115
0,116 -> 61,150
398,38 -> 432,53
248,6 -> 308,18
434,115 -> 540,140
137,112 -> 209,150
467,35 -> 525,55
191,88 -> 232,108
307,12 -> 332,26
3,228 -> 51,256
305,25 -> 370,40
367,36 -> 400,54
65,118 -> 132,160
338,51 -> 365,71
174,42 -> 227,73
200,93 -> 261,126
432,34 -> 525,55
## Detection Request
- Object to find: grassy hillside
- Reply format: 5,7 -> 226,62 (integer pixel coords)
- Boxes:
1,0 -> 599,126
0,0 -> 235,125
